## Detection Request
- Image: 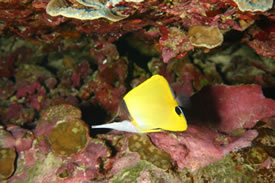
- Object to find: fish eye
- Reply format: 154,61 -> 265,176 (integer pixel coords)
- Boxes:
175,106 -> 183,116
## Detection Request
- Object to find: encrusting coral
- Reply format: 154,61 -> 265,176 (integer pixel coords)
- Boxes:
0,0 -> 274,182
188,26 -> 223,49
128,134 -> 172,170
0,148 -> 16,180
46,0 -> 144,22
48,119 -> 89,156
233,0 -> 273,12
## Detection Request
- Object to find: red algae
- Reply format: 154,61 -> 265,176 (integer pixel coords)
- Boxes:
190,84 -> 275,133
0,0 -> 274,182
148,127 -> 258,171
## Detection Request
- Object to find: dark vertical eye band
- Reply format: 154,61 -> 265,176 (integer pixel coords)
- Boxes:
175,106 -> 183,116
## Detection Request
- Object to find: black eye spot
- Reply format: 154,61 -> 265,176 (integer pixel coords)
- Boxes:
175,106 -> 182,116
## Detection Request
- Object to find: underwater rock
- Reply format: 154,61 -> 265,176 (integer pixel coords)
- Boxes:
99,133 -> 180,182
15,81 -> 46,111
244,147 -> 269,165
15,64 -> 53,84
148,126 -> 258,172
143,83 -> 275,172
7,104 -> 111,182
7,147 -> 64,183
128,134 -> 172,170
0,78 -> 16,100
40,104 -> 82,122
159,26 -> 193,63
0,126 -> 28,181
79,58 -> 127,112
193,44 -> 275,87
89,41 -> 120,71
0,102 -> 35,126
35,105 -> 86,151
110,153 -> 141,175
0,126 -> 16,150
190,84 -> 275,133
0,46 -> 33,78
109,161 -> 181,183
7,125 -> 34,152
50,138 -> 111,181
246,23 -> 275,59
0,1 -> 274,181
193,155 -> 254,182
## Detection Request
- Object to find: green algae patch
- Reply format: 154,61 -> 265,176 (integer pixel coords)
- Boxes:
110,161 -> 180,183
244,147 -> 269,164
110,161 -> 149,183
128,134 -> 172,170
193,143 -> 275,183
48,119 -> 88,156
11,152 -> 63,183
194,155 -> 254,183
0,148 -> 16,180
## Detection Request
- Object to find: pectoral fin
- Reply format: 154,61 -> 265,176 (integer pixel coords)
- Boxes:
91,120 -> 139,133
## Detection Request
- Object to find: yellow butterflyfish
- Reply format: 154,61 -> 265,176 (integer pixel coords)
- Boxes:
91,74 -> 188,133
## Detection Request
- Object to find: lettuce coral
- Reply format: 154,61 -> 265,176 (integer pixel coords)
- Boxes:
188,26 -> 223,49
46,0 -> 144,22
233,0 -> 273,12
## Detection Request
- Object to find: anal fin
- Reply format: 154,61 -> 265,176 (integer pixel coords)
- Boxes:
91,120 -> 139,133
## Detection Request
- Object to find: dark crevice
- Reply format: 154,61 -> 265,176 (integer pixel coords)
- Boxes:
115,32 -> 154,91
115,33 -> 152,71
80,103 -> 111,137
215,64 -> 230,85
262,87 -> 275,100
223,30 -> 244,44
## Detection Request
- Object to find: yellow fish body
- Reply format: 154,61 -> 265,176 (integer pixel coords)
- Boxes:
92,75 -> 187,133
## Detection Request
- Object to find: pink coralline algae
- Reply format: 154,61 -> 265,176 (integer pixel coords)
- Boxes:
7,104 -> 111,182
0,79 -> 16,100
6,125 -> 34,152
190,84 -> 275,133
147,83 -> 275,171
1,102 -> 35,125
149,127 -> 258,172
0,0 -> 274,182
246,23 -> 275,59
0,0 -> 273,59
159,26 -> 193,63
0,125 -> 33,180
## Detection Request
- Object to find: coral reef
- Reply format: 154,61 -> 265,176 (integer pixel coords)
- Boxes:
46,0 -> 144,22
0,148 -> 16,180
148,127 -> 258,171
188,26 -> 223,49
233,0 -> 273,12
189,84 -> 275,133
6,104 -> 111,182
0,0 -> 274,182
128,134 -> 172,170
